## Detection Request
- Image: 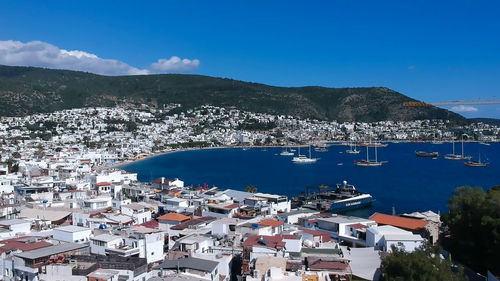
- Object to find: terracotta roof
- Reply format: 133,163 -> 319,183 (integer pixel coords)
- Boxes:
157,213 -> 190,222
370,213 -> 427,231
309,260 -> 349,271
299,228 -> 331,242
0,237 -> 53,254
141,220 -> 159,229
224,203 -> 239,209
259,219 -> 284,227
96,182 -> 112,186
346,223 -> 368,229
242,234 -> 297,248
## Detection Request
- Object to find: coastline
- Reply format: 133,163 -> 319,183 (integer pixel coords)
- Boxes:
101,140 -> 496,172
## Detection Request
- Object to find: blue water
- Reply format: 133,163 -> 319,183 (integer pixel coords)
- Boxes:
122,142 -> 500,217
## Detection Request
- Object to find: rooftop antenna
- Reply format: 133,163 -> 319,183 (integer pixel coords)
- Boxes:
392,206 -> 396,216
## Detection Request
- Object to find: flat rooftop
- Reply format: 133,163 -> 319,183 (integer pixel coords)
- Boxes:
15,243 -> 87,260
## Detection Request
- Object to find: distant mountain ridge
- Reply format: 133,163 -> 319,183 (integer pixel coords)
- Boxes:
468,118 -> 500,126
0,64 -> 466,123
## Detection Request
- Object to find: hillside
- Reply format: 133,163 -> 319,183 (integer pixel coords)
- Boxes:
0,65 -> 466,123
469,118 -> 500,126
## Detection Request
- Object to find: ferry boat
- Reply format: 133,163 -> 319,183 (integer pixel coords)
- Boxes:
293,181 -> 374,212
415,151 -> 439,157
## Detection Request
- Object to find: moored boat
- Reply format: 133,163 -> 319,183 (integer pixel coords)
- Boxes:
415,151 -> 439,157
293,181 -> 374,212
464,152 -> 489,167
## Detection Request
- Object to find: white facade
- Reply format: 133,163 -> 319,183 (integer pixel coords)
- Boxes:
90,234 -> 123,255
0,219 -> 31,237
366,225 -> 424,252
53,225 -> 92,243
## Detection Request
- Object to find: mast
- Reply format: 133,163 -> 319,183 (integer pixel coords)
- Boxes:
461,135 -> 464,157
452,141 -> 455,154
309,145 -> 312,159
375,145 -> 378,162
366,146 -> 369,162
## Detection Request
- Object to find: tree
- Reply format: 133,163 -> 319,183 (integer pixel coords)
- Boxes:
442,185 -> 500,275
245,185 -> 257,193
380,244 -> 467,281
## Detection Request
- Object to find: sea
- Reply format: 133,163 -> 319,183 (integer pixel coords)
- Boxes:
122,142 -> 500,218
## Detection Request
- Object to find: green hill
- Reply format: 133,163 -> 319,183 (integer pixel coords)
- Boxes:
0,64 -> 466,123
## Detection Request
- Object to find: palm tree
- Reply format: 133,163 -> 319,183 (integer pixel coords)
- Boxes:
245,185 -> 257,193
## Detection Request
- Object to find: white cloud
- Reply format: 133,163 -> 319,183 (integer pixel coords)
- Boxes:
150,57 -> 200,73
451,105 -> 478,112
0,40 -> 200,75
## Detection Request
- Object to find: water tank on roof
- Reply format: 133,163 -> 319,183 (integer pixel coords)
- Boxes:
42,200 -> 48,203
99,224 -> 107,229
303,239 -> 314,248
252,223 -> 259,228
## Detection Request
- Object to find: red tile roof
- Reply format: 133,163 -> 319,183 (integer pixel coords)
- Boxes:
259,219 -> 284,227
141,220 -> 159,229
309,260 -> 349,271
242,234 -> 297,248
299,228 -> 331,242
370,213 -> 427,231
0,237 -> 52,254
157,213 -> 190,222
96,182 -> 111,186
224,203 -> 239,209
346,223 -> 368,229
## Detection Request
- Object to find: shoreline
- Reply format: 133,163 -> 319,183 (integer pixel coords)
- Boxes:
100,140 -> 497,172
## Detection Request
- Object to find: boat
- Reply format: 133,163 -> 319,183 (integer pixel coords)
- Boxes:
415,151 -> 439,157
280,148 -> 294,156
444,137 -> 471,160
346,143 -> 360,154
355,145 -> 383,166
292,145 -> 319,163
358,141 -> 388,148
314,147 -> 328,152
292,181 -> 374,212
464,152 -> 489,167
479,142 -> 491,146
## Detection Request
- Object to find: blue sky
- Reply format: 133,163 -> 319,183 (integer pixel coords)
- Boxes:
1,1 -> 500,118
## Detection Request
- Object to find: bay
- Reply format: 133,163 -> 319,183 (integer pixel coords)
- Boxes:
122,142 -> 500,217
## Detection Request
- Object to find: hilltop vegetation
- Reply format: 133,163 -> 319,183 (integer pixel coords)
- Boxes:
0,65 -> 466,123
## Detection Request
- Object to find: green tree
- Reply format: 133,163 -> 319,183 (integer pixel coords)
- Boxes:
442,185 -> 500,275
380,244 -> 467,281
245,185 -> 257,193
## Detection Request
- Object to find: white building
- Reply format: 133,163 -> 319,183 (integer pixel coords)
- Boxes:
53,225 -> 92,243
0,219 -> 31,237
90,233 -> 123,255
366,225 -> 424,252
121,203 -> 152,224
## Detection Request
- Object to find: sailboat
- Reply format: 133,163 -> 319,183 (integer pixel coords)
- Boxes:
464,152 -> 489,167
355,145 -> 383,167
346,143 -> 360,154
292,145 -> 319,163
280,148 -> 294,156
444,137 -> 471,160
